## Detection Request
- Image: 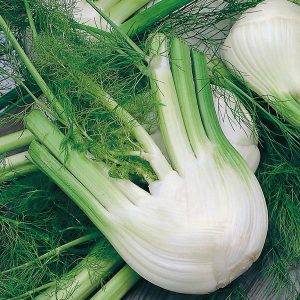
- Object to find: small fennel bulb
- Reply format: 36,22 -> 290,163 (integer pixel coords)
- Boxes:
27,35 -> 268,294
222,0 -> 300,127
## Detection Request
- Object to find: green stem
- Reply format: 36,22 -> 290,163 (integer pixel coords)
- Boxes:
36,243 -> 123,300
28,140 -> 112,236
170,38 -> 208,156
120,0 -> 193,36
91,265 -> 140,300
192,51 -> 248,171
2,232 -> 99,275
108,0 -> 150,25
0,16 -> 67,123
191,50 -> 227,146
24,0 -> 37,40
86,0 -> 147,62
0,130 -> 34,155
149,33 -> 194,174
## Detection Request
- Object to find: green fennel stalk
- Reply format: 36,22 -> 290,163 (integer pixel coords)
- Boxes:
0,129 -> 33,155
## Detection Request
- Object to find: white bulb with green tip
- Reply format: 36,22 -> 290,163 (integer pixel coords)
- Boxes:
27,34 -> 268,294
222,0 -> 300,127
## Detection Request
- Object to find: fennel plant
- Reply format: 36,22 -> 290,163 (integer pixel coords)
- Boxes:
0,0 -> 299,298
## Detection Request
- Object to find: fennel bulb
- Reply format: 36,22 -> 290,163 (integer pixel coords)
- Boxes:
27,35 -> 268,294
222,0 -> 300,127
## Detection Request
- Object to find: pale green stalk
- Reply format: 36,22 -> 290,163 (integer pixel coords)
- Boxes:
26,110 -> 140,211
191,50 -> 248,172
0,164 -> 38,183
149,33 -> 194,173
91,265 -> 140,300
108,0 -> 150,25
191,51 -> 227,146
28,140 -> 113,234
0,151 -> 38,182
0,130 -> 34,155
170,38 -> 209,157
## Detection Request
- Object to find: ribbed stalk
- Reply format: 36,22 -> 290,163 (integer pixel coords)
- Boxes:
191,51 -> 228,147
120,0 -> 193,36
36,244 -> 123,300
28,141 -> 112,232
108,0 -> 150,25
0,130 -> 34,155
149,33 -> 194,174
26,110 -> 130,212
0,16 -> 67,123
170,38 -> 208,157
191,50 -> 248,172
91,265 -> 140,300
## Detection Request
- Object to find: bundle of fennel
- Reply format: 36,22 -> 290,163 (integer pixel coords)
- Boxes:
0,0 -> 299,298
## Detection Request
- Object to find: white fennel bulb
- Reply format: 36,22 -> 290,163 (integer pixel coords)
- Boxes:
27,35 -> 268,294
222,0 -> 300,127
